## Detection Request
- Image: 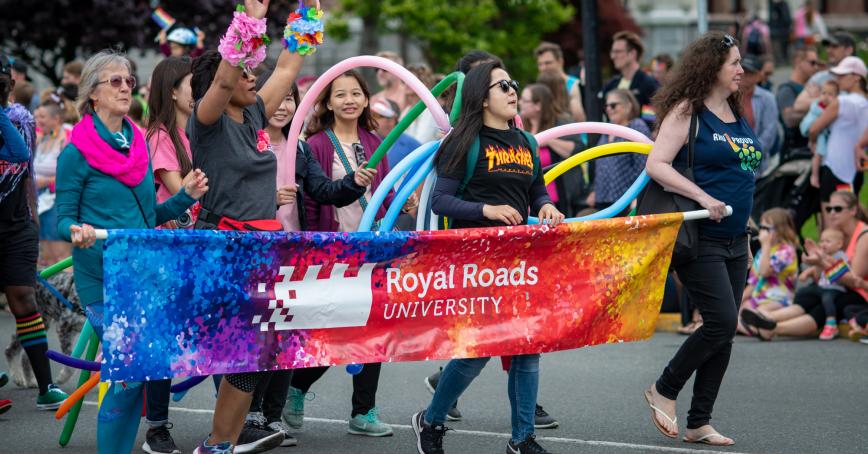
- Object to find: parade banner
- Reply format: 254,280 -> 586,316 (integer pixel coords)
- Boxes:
101,214 -> 682,382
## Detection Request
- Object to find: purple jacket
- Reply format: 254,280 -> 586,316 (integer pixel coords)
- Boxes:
304,127 -> 395,231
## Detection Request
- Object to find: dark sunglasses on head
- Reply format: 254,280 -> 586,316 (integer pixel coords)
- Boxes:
351,143 -> 366,166
824,205 -> 846,213
489,79 -> 519,93
605,102 -> 621,110
97,75 -> 136,90
758,224 -> 775,231
721,34 -> 736,48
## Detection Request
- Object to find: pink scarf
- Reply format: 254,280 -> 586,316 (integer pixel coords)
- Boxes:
70,114 -> 149,187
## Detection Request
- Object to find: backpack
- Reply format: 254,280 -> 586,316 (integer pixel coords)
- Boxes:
440,129 -> 542,229
746,26 -> 765,55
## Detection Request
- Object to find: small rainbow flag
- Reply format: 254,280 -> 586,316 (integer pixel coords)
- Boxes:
640,104 -> 656,123
825,259 -> 849,284
151,7 -> 175,29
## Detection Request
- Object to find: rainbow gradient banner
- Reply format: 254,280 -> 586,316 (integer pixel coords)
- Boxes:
101,214 -> 682,382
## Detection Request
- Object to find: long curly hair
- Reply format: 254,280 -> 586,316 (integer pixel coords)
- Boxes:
652,31 -> 743,127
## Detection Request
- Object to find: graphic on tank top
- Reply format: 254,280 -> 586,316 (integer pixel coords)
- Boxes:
713,132 -> 762,173
485,143 -> 533,175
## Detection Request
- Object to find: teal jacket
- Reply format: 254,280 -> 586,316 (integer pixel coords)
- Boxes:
55,115 -> 195,306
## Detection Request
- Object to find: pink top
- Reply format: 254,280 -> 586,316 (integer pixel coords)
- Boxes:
148,126 -> 192,203
537,146 -> 558,203
273,137 -> 301,232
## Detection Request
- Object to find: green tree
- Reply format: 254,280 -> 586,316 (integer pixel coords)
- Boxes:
329,0 -> 574,83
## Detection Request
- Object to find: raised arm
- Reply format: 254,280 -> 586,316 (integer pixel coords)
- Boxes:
197,0 -> 269,126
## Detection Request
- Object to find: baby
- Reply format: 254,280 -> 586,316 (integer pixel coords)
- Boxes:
798,228 -> 849,340
800,79 -> 839,188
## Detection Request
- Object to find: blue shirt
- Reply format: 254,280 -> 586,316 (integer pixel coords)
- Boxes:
386,133 -> 422,169
679,108 -> 760,237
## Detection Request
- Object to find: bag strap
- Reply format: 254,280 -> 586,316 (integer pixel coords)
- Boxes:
519,129 -> 542,182
325,128 -> 369,211
127,186 -> 152,229
456,135 -> 480,199
687,111 -> 698,170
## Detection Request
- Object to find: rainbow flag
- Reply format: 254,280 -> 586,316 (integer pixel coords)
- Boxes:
151,7 -> 175,29
101,214 -> 682,382
825,259 -> 850,284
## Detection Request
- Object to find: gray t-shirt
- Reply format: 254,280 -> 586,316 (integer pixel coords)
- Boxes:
188,96 -> 277,222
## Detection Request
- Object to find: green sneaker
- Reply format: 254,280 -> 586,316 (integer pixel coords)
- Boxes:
36,384 -> 68,410
0,371 -> 8,388
348,407 -> 393,437
282,386 -> 313,430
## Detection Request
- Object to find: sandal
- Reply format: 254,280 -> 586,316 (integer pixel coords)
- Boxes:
740,310 -> 776,341
643,388 -> 677,438
684,432 -> 735,446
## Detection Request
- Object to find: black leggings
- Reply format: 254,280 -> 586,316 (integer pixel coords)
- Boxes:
794,285 -> 867,328
656,234 -> 748,429
250,370 -> 293,422
291,363 -> 381,417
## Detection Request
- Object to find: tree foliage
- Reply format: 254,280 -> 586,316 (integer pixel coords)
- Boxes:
329,0 -> 575,83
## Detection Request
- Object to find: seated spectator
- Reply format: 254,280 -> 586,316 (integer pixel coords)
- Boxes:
797,227 -> 849,340
801,79 -> 838,189
741,191 -> 868,340
587,89 -> 650,215
738,208 -> 798,335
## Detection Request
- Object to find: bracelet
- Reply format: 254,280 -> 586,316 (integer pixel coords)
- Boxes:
218,5 -> 271,72
282,3 -> 324,56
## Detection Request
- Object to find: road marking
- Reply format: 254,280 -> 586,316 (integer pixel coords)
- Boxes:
83,401 -> 753,454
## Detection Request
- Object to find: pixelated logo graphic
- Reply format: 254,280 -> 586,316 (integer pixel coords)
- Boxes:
253,263 -> 376,331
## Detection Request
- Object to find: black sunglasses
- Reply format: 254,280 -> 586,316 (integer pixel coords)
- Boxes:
721,34 -> 737,48
824,205 -> 846,213
97,75 -> 136,90
605,102 -> 621,110
808,60 -> 820,67
489,79 -> 519,93
351,143 -> 366,166
758,224 -> 775,231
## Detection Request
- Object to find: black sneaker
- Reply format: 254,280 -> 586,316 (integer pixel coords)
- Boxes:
142,423 -> 180,454
425,369 -> 462,421
411,410 -> 449,454
506,435 -> 553,454
235,418 -> 284,454
534,404 -> 558,429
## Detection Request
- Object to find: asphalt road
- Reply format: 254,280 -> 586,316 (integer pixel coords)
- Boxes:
1,310 -> 865,454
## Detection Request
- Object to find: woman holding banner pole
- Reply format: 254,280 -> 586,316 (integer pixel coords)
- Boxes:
411,61 -> 564,454
55,50 -> 208,454
185,0 -> 323,451
642,32 -> 761,446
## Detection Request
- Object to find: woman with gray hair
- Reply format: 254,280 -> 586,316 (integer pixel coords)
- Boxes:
55,49 -> 209,454
587,88 -> 651,215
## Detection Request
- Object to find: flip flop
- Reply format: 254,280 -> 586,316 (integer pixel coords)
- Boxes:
643,388 -> 677,438
684,432 -> 735,446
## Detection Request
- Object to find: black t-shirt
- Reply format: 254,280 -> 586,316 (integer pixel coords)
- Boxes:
440,125 -> 545,229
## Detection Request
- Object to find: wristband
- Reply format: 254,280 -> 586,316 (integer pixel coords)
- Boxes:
282,3 -> 324,56
218,5 -> 271,71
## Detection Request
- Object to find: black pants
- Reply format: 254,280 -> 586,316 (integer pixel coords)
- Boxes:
794,285 -> 867,327
291,363 -> 381,417
656,234 -> 748,429
250,370 -> 293,423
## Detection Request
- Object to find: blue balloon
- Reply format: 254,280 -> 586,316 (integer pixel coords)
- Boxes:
528,171 -> 649,224
379,151 -> 436,232
346,364 -> 364,375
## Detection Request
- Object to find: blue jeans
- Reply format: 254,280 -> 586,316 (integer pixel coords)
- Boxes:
425,354 -> 540,443
86,302 -> 145,454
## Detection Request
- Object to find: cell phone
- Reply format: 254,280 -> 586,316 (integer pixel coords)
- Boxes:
352,143 -> 366,167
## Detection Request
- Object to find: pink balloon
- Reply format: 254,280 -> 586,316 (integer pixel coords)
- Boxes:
534,122 -> 653,146
283,56 -> 451,186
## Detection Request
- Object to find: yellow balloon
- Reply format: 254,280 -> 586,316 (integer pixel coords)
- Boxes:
98,382 -> 108,407
543,141 -> 653,185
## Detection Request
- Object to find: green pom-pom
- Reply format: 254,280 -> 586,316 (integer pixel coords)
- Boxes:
236,4 -> 245,13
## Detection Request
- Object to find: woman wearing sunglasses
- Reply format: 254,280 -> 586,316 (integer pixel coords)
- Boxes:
412,61 -> 563,454
55,50 -> 209,454
741,191 -> 868,340
642,32 -> 761,446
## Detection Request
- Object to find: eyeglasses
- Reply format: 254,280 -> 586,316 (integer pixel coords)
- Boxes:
489,79 -> 519,93
97,75 -> 136,90
807,60 -> 820,67
605,102 -> 621,110
824,205 -> 846,213
722,34 -> 736,48
758,224 -> 776,232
